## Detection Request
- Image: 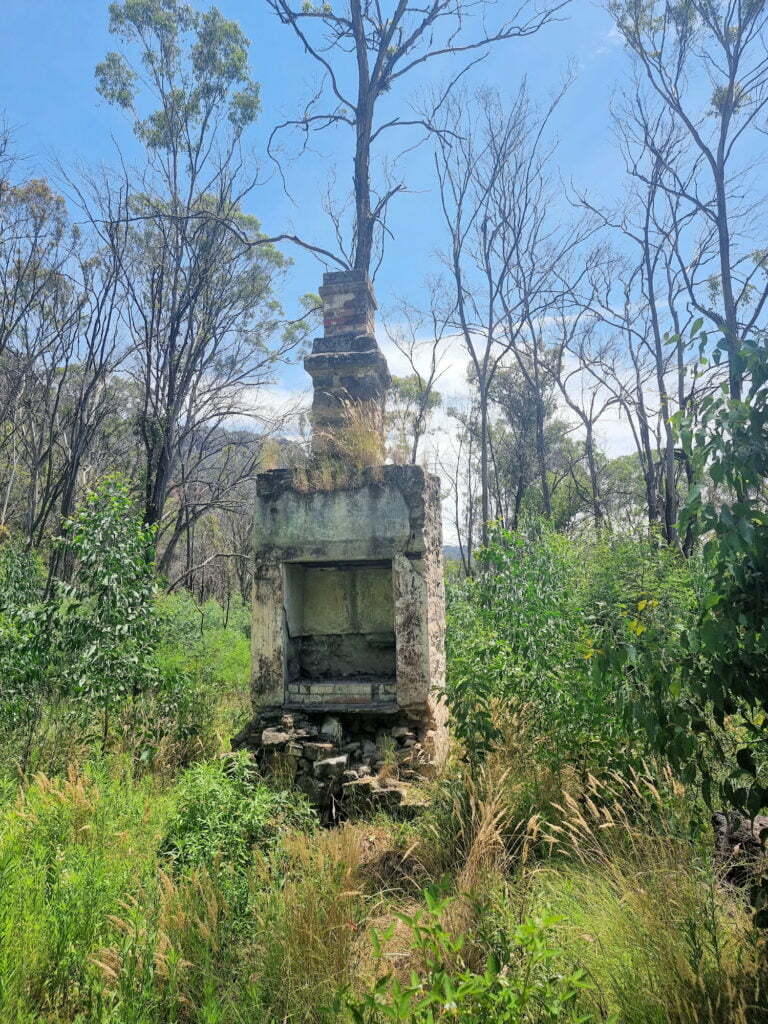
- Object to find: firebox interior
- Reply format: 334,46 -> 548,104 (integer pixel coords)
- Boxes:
283,560 -> 396,685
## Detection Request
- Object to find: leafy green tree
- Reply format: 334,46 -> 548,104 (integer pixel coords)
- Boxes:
94,1 -> 295,536
675,337 -> 768,921
57,476 -> 158,743
0,536 -> 44,615
0,484 -> 157,766
96,1 -> 261,144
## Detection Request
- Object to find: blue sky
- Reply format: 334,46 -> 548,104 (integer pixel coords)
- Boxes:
0,0 -> 630,402
1,2 -> 628,293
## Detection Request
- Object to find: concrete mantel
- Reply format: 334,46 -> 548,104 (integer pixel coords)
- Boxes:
252,465 -> 436,563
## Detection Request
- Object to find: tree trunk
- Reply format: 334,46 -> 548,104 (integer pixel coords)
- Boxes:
584,422 -> 603,529
714,170 -> 742,400
511,476 -> 525,531
479,379 -> 490,547
352,2 -> 374,274
144,428 -> 175,536
535,394 -> 551,518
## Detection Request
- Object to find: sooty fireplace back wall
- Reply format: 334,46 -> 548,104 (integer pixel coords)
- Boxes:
284,560 -> 396,700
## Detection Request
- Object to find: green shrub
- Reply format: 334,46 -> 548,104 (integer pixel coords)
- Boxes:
446,520 -> 587,761
345,885 -> 595,1023
0,585 -> 59,771
0,485 -> 241,776
0,537 -> 44,614
0,536 -> 52,752
446,520 -> 636,773
584,531 -> 701,769
155,589 -> 205,646
56,476 -> 158,723
160,752 -> 316,874
446,520 -> 702,779
120,664 -> 216,774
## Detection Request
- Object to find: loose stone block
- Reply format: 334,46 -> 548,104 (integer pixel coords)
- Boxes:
314,754 -> 349,779
303,741 -> 336,761
261,728 -> 290,747
391,726 -> 414,740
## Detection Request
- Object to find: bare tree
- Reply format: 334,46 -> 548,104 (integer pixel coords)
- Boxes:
610,0 -> 768,399
435,83 -> 589,542
2,232 -> 127,563
265,0 -> 568,275
488,361 -> 552,528
383,285 -> 449,463
576,110 -> 718,543
440,397 -> 480,574
550,299 -> 615,529
49,225 -> 131,575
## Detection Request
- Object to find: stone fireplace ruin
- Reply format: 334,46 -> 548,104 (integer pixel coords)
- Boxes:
236,271 -> 447,809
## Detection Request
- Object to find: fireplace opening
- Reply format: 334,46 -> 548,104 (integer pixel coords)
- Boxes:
283,560 -> 397,708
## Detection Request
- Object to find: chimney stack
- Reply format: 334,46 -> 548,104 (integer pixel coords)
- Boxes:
304,270 -> 390,459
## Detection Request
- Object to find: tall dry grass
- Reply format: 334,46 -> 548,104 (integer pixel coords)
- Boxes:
246,824 -> 373,1023
416,709 -> 579,885
522,767 -> 768,1023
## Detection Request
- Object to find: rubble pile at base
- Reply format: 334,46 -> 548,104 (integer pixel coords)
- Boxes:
233,708 -> 431,816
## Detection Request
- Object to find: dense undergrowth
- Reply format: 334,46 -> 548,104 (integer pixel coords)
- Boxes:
0,485 -> 766,1021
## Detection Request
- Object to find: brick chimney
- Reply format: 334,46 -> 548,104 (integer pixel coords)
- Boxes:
304,270 -> 390,459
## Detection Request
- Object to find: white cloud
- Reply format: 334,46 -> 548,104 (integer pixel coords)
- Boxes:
593,23 -> 624,57
231,383 -> 310,439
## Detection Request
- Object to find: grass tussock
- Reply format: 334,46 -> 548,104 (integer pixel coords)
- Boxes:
521,769 -> 768,1023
